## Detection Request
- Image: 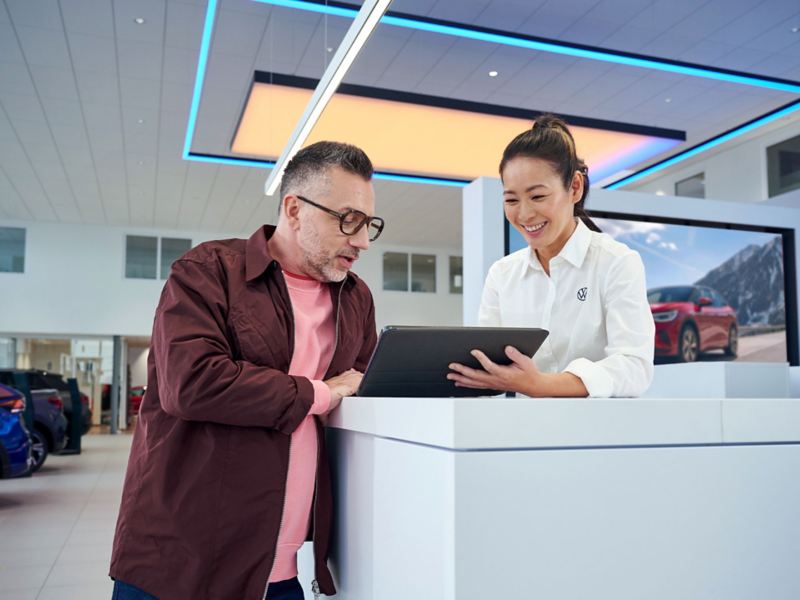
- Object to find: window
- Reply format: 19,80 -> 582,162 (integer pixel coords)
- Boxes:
411,254 -> 436,293
383,252 -> 408,291
125,236 -> 158,279
382,252 -> 438,293
126,235 -> 191,280
449,256 -> 463,294
767,134 -> 800,197
160,238 -> 192,280
0,227 -> 25,273
675,173 -> 705,198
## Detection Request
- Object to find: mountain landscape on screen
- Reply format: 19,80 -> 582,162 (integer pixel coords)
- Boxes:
695,237 -> 785,327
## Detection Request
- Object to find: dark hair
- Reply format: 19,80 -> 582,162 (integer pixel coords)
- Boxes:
280,140 -> 373,201
499,114 -> 600,233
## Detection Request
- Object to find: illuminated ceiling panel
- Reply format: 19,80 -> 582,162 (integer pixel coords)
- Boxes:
232,75 -> 683,184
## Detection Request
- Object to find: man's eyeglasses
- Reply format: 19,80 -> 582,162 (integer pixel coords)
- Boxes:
296,195 -> 385,242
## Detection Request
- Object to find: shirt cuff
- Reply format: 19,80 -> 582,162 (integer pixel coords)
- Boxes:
563,358 -> 614,397
308,380 -> 332,415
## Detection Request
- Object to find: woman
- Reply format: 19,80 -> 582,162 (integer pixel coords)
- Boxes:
448,115 -> 654,397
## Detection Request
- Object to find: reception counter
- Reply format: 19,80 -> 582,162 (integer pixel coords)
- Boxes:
325,396 -> 800,600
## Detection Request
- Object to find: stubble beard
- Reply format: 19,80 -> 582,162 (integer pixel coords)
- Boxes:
298,221 -> 347,283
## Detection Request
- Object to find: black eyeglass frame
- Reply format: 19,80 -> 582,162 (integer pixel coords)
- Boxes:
295,195 -> 385,242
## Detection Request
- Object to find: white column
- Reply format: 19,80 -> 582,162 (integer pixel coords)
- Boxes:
462,177 -> 504,326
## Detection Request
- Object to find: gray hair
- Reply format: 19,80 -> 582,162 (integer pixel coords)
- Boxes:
279,141 -> 373,204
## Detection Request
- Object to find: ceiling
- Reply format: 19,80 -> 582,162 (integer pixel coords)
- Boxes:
0,0 -> 798,249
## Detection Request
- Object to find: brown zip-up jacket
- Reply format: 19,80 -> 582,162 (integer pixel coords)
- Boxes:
109,225 -> 377,599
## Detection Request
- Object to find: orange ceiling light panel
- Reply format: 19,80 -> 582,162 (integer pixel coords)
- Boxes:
231,74 -> 684,184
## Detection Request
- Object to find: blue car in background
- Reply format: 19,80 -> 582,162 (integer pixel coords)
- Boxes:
0,384 -> 33,478
0,382 -> 66,472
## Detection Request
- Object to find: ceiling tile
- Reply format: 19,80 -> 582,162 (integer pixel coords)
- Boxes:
66,32 -> 118,74
117,39 -> 163,80
5,0 -> 62,31
29,65 -> 80,101
114,0 -> 165,44
428,0 -> 493,23
62,0 -> 114,36
15,25 -> 71,69
0,21 -> 25,63
476,1 -> 547,32
40,98 -> 84,126
214,8 -> 268,57
0,62 -> 36,95
165,2 -> 206,51
120,77 -> 162,110
163,45 -> 198,85
75,71 -> 120,105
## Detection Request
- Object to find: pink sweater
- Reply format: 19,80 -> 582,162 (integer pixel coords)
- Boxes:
269,272 -> 335,582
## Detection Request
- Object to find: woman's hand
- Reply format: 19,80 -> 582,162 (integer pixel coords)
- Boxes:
447,345 -> 541,395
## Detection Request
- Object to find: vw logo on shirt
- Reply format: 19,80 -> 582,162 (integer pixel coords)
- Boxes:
577,287 -> 588,301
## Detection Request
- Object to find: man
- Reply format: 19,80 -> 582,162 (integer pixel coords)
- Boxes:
110,141 -> 383,599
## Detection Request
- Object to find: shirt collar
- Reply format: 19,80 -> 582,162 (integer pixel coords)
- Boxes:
246,224 -> 278,283
524,218 -> 592,273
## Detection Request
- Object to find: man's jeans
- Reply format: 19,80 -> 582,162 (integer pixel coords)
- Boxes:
266,577 -> 305,599
112,580 -> 157,600
112,578 -> 304,600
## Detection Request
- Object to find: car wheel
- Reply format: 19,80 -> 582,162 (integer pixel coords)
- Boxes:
30,428 -> 49,472
678,324 -> 699,363
724,324 -> 738,357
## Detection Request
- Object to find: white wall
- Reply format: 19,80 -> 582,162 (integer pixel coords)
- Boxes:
0,219 -> 461,338
625,115 -> 800,202
0,220 -> 235,337
351,242 -> 463,331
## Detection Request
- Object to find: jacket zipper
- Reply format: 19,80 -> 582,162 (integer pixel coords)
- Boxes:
311,279 -> 344,599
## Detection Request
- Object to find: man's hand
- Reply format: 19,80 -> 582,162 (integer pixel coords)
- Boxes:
324,369 -> 363,413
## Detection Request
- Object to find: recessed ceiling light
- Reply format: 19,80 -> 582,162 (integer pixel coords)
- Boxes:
664,97 -> 672,103
655,190 -> 666,196
327,47 -> 333,52
488,70 -> 498,77
137,119 -> 144,124
792,26 -> 799,33
137,160 -> 144,166
134,17 -> 145,24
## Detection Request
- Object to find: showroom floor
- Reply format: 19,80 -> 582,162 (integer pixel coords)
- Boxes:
0,433 -> 132,600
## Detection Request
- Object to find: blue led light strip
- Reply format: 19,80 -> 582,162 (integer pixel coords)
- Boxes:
252,0 -> 800,94
184,0 -> 799,188
605,100 -> 800,189
183,0 -> 218,160
182,0 -> 469,185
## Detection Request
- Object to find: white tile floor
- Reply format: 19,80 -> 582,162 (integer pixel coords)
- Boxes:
0,433 -> 133,600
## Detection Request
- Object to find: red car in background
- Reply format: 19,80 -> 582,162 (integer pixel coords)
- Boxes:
129,385 -> 146,416
648,285 -> 738,362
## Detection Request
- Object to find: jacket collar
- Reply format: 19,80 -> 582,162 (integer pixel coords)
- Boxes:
246,225 -> 278,283
245,224 -> 357,285
525,218 -> 592,273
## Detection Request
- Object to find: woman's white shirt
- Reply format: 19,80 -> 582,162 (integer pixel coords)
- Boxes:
478,219 -> 655,397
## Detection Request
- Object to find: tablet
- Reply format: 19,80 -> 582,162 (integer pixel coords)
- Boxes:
356,326 -> 549,397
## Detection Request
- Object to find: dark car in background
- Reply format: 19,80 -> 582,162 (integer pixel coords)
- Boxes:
0,385 -> 33,478
648,285 -> 738,363
29,388 -> 68,471
0,369 -> 91,436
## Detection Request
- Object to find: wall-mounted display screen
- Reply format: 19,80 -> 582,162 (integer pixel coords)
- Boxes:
507,215 -> 793,364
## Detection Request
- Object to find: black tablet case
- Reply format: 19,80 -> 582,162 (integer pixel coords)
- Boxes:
357,326 -> 549,397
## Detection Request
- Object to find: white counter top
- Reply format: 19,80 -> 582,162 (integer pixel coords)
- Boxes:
328,396 -> 800,450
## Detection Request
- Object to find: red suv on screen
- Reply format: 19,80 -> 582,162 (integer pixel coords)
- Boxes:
648,285 -> 738,362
